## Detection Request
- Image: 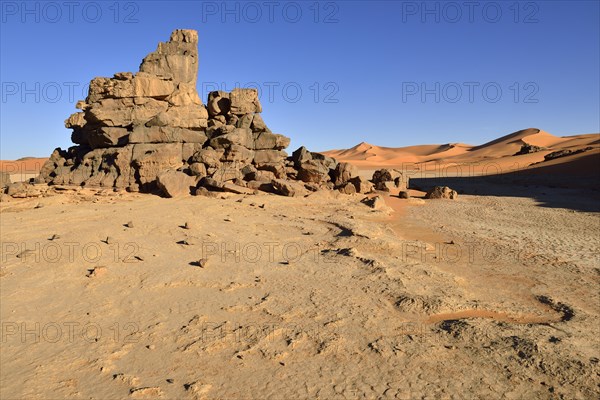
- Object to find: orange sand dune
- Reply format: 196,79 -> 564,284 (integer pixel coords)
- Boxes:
0,157 -> 48,174
324,128 -> 599,176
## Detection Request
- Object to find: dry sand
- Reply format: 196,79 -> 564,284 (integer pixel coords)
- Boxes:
324,128 -> 599,177
1,180 -> 599,399
1,129 -> 599,398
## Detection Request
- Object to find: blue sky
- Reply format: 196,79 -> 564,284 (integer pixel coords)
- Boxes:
1,0 -> 599,159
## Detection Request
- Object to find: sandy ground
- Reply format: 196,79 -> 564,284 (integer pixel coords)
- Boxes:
1,177 -> 599,398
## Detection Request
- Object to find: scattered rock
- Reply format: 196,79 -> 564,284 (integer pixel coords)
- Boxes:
398,191 -> 410,199
425,186 -> 458,200
184,382 -> 212,396
361,195 -> 386,209
338,248 -> 359,257
183,222 -> 192,229
194,258 -> 209,268
129,387 -> 163,398
125,221 -> 134,228
16,249 -> 35,259
86,266 -> 107,278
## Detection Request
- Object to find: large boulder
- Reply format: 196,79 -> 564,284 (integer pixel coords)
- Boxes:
253,132 -> 290,150
296,160 -> 330,183
349,176 -> 374,194
209,128 -> 253,149
332,162 -> 358,187
372,168 -> 408,191
157,170 -> 195,197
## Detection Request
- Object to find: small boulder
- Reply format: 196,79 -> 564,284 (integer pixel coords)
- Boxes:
361,195 -> 386,210
339,182 -> 357,195
425,186 -> 458,200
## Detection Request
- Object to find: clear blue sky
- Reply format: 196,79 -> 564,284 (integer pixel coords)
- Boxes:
1,0 -> 599,159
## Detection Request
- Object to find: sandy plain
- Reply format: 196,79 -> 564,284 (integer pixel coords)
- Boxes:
1,128 -> 599,399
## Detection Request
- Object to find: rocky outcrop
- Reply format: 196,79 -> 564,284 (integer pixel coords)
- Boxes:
543,147 -> 593,162
36,29 -> 367,198
514,143 -> 545,155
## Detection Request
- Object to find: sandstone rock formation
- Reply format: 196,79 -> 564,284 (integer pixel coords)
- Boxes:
37,29 -> 368,197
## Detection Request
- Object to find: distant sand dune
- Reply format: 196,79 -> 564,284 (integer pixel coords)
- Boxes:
324,128 -> 599,176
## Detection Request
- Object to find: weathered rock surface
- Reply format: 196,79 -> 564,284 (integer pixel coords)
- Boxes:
156,170 -> 195,197
514,143 -> 546,155
371,168 -> 408,191
361,195 -> 386,209
425,186 -> 458,200
1,172 -> 11,189
36,29 -> 363,198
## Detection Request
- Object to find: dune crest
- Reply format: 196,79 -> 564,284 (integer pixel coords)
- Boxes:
324,128 -> 599,175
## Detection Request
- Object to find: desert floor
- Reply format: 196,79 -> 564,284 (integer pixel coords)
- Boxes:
1,175 -> 599,399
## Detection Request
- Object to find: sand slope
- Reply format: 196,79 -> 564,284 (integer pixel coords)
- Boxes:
0,157 -> 48,183
324,128 -> 599,176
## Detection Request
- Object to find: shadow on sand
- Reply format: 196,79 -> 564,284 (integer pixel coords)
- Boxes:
410,154 -> 600,213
